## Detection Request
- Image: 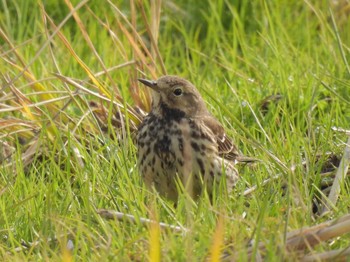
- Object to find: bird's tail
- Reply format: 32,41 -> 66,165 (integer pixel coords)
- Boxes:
235,156 -> 260,164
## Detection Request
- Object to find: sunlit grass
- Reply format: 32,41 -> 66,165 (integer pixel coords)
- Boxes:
1,0 -> 350,260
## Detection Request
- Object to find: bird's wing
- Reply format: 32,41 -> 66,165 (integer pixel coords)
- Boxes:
201,115 -> 240,161
201,114 -> 259,163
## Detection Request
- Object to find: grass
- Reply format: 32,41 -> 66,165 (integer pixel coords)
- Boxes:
1,0 -> 350,260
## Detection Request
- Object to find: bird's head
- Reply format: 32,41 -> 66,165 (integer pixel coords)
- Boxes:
138,75 -> 208,117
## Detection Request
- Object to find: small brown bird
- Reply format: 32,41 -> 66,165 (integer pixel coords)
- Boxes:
137,75 -> 247,201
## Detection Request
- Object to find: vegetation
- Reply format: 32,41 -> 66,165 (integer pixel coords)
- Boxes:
0,0 -> 349,260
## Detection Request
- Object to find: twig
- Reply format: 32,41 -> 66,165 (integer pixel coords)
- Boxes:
284,214 -> 350,252
243,174 -> 281,196
331,126 -> 350,135
229,213 -> 350,261
321,136 -> 350,215
300,246 -> 350,261
97,209 -> 188,233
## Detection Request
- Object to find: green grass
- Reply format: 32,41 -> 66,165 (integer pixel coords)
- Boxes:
1,0 -> 350,260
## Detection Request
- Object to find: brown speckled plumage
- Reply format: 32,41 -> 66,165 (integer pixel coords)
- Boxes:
137,75 -> 242,201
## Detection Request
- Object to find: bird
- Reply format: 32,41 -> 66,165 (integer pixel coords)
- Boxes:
136,75 -> 250,201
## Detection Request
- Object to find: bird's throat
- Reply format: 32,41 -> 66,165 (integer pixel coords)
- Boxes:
159,103 -> 186,121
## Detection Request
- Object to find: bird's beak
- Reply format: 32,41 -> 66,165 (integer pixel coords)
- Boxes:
138,78 -> 160,92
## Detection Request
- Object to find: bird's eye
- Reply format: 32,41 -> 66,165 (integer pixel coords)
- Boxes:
173,88 -> 183,96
